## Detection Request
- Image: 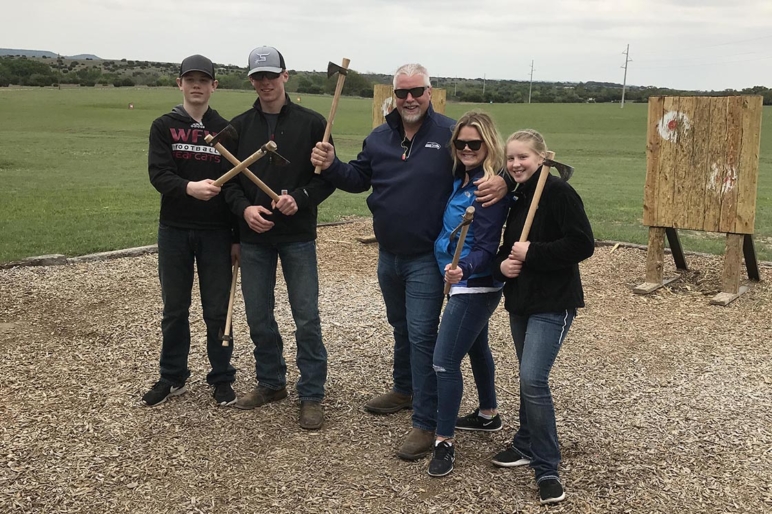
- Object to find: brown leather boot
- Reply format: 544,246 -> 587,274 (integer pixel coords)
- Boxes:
299,401 -> 324,430
234,386 -> 287,410
398,427 -> 435,460
364,391 -> 413,414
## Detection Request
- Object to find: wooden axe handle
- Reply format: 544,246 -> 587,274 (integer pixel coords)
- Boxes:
518,151 -> 555,243
222,260 -> 239,347
444,206 -> 475,295
213,141 -> 277,187
314,58 -> 350,174
206,135 -> 280,201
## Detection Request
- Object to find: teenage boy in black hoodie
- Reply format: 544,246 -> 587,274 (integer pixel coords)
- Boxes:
143,54 -> 239,408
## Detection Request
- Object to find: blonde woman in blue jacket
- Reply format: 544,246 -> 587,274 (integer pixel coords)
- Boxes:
428,111 -> 509,477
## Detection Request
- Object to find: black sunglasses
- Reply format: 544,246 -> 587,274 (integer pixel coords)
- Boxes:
251,71 -> 281,81
453,139 -> 484,151
394,86 -> 427,99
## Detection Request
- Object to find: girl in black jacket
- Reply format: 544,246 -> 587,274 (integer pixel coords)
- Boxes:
491,129 -> 594,505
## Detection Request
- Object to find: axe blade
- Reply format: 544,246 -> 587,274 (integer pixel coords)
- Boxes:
327,61 -> 348,78
262,143 -> 291,167
218,327 -> 233,342
207,124 -> 238,147
544,158 -> 574,182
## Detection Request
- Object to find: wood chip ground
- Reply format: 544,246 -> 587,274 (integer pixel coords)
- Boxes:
1,220 -> 770,513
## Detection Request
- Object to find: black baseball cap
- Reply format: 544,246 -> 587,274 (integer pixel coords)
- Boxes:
179,54 -> 215,79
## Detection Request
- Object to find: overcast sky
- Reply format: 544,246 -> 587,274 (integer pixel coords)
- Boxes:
5,0 -> 772,91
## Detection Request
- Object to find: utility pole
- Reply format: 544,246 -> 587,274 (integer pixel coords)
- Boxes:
482,73 -> 486,97
454,78 -> 457,97
621,44 -> 631,109
528,60 -> 535,104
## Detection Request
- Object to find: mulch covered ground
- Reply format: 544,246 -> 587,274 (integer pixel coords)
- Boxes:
1,219 -> 770,513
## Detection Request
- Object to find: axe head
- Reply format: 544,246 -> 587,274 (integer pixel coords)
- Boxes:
543,158 -> 574,182
218,327 -> 233,343
207,124 -> 238,147
260,141 -> 291,167
449,206 -> 475,241
327,61 -> 348,78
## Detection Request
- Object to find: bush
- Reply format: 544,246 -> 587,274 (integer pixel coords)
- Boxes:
113,77 -> 135,87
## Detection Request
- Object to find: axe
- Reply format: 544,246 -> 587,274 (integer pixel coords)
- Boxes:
314,58 -> 350,174
518,151 -> 558,243
205,129 -> 282,201
219,260 -> 239,347
444,206 -> 475,295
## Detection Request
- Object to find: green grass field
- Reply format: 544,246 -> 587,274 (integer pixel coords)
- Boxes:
0,86 -> 770,262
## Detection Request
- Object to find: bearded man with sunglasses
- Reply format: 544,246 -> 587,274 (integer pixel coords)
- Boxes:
311,63 -> 508,460
222,46 -> 335,430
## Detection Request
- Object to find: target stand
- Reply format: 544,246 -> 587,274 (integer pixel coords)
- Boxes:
634,96 -> 763,306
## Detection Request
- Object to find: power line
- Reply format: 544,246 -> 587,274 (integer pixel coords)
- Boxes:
636,53 -> 772,70
634,34 -> 772,62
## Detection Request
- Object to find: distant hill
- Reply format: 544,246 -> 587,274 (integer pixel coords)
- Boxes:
0,48 -> 101,59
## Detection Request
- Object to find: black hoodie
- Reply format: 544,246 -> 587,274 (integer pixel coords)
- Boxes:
148,105 -> 232,230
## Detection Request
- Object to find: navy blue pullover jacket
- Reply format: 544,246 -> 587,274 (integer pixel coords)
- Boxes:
322,104 -> 455,255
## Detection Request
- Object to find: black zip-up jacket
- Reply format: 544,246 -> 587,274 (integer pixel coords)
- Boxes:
493,170 -> 595,315
148,105 -> 233,231
222,96 -> 335,244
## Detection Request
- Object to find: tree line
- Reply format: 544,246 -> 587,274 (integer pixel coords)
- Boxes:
1,55 -> 771,105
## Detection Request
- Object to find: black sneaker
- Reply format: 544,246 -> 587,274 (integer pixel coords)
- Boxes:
142,380 -> 186,406
427,441 -> 455,477
455,408 -> 503,432
213,382 -> 236,406
538,478 -> 565,504
491,444 -> 531,467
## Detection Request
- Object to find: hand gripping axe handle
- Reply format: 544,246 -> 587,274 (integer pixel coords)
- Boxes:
444,206 -> 475,295
314,58 -> 350,174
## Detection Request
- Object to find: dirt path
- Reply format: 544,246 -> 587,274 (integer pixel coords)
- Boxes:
1,220 -> 770,513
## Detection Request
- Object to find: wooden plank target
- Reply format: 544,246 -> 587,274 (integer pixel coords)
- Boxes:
637,95 -> 763,304
642,95 -> 762,234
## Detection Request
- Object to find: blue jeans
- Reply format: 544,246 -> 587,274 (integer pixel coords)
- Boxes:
509,309 -> 575,483
156,224 -> 235,386
433,290 -> 502,438
377,249 -> 444,431
240,241 -> 326,402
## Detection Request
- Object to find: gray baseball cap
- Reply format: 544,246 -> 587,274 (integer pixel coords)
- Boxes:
179,54 -> 215,79
248,46 -> 286,76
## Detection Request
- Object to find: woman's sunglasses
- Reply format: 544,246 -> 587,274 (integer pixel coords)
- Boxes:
394,86 -> 427,99
453,139 -> 484,151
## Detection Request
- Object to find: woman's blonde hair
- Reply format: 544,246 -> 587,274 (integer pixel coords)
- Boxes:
450,111 -> 504,179
505,129 -> 548,160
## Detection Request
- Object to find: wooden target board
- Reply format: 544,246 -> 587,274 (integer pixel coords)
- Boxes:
636,95 -> 763,305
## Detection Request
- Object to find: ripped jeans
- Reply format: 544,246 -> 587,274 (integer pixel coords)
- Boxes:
433,290 -> 502,439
